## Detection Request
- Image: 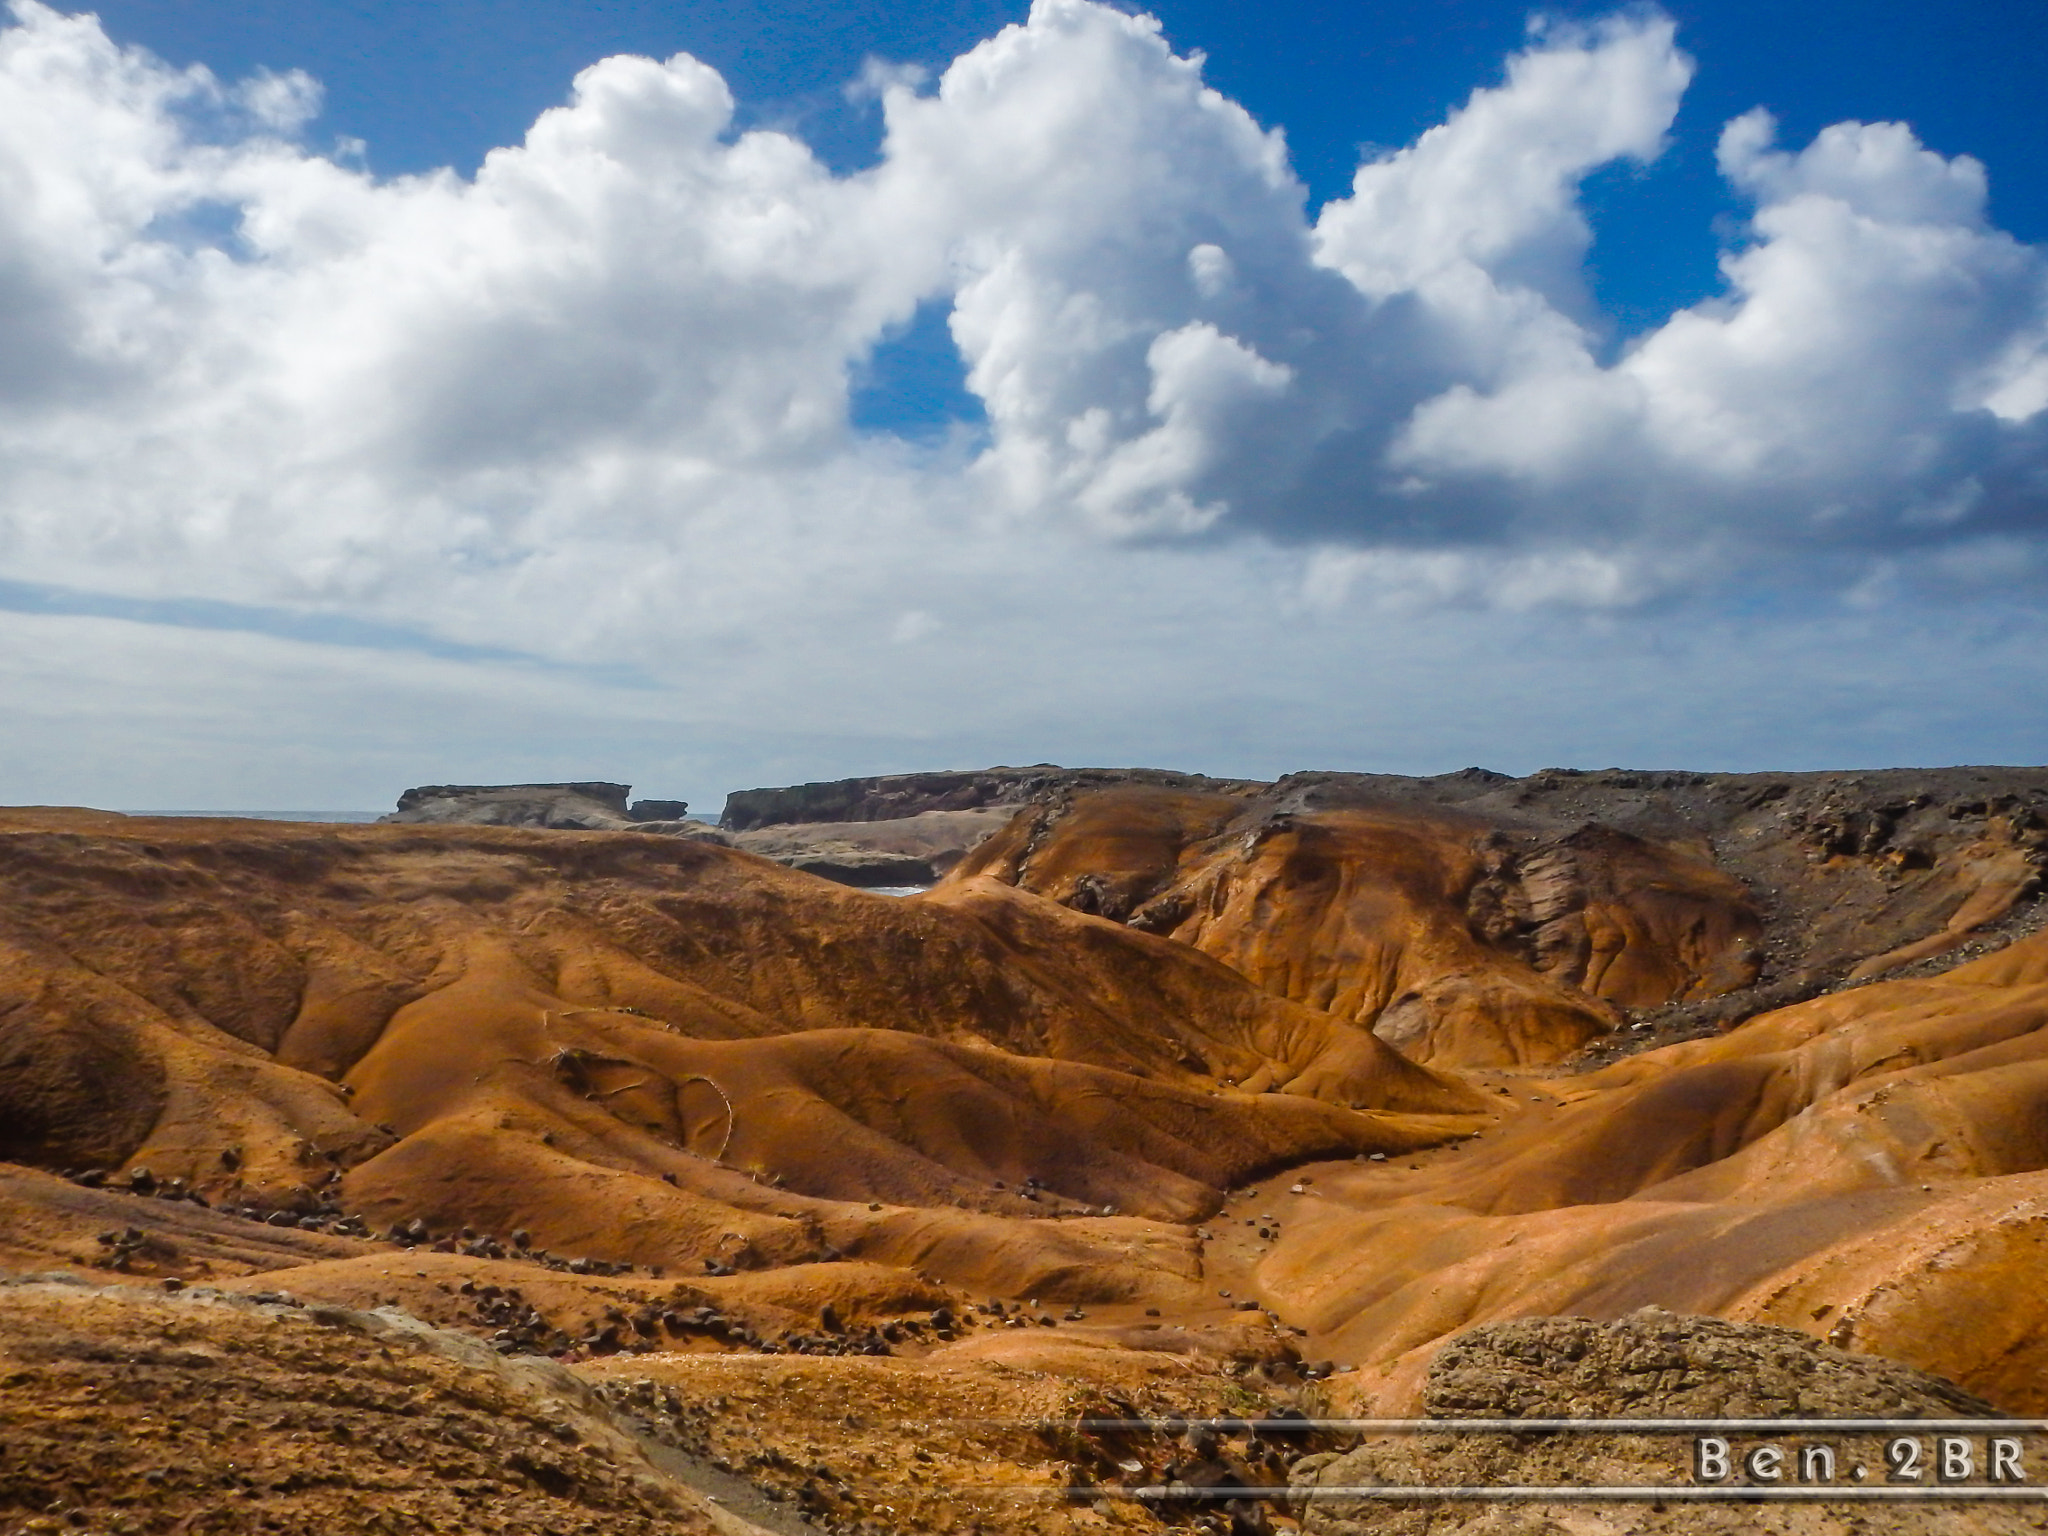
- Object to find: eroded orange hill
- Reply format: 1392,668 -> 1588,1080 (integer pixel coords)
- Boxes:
6,777 -> 2048,1535
1242,926 -> 2048,1414
951,785 -> 1762,1065
0,809 -> 1478,1310
948,768 -> 2048,1068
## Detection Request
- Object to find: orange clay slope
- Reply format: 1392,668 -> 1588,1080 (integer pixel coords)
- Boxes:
947,769 -> 2048,1067
949,784 -> 1761,1066
1254,926 -> 2048,1414
0,809 -> 1480,1312
7,776 -> 2048,1422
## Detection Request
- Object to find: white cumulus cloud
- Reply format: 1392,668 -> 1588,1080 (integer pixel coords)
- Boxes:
0,0 -> 2043,806
1390,105 -> 2048,578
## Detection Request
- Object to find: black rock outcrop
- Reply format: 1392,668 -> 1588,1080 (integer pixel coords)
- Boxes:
627,799 -> 689,822
718,765 -> 1261,831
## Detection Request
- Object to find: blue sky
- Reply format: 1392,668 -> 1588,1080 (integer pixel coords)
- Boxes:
0,0 -> 2044,812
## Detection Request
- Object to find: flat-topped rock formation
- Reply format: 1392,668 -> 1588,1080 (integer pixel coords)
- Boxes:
717,765 -> 1265,886
381,781 -> 710,834
374,776 -> 1018,888
717,764 -> 1264,831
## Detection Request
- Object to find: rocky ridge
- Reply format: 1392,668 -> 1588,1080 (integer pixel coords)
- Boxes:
949,763 -> 2048,1061
1291,1310 -> 2024,1536
713,766 -> 1267,887
716,766 -> 1263,832
382,782 -> 710,835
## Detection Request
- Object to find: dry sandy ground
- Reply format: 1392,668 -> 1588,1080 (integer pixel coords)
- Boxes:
0,1275 -> 740,1536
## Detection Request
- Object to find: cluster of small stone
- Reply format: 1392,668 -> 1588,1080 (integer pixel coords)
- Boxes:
595,1372 -> 1327,1536
564,1288 -> 1114,1370
971,1295 -> 1087,1327
1059,1412 -> 1336,1536
458,1281 -> 812,1363
55,1165 -> 1133,1377
67,1165 -> 212,1204
89,1224 -> 162,1272
593,1378 -> 863,1527
597,1380 -> 990,1536
593,1376 -> 696,1451
971,1173 -> 1119,1218
576,1300 -> 765,1357
380,1218 -> 646,1277
58,1166 -> 661,1279
574,1300 -> 980,1361
63,1162 -> 379,1241
454,1279 -> 565,1354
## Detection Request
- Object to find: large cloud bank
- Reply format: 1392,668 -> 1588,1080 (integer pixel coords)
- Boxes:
0,0 -> 2044,803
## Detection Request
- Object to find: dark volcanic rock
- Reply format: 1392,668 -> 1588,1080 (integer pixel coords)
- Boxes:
717,765 -> 1263,831
627,799 -> 689,822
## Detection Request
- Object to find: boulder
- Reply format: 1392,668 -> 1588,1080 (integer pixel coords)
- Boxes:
627,799 -> 689,822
